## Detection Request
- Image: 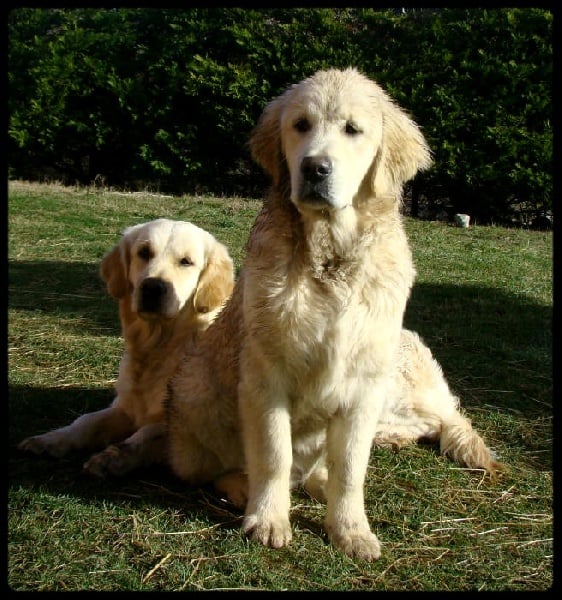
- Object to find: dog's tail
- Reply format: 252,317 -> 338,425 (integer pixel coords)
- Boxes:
440,411 -> 507,478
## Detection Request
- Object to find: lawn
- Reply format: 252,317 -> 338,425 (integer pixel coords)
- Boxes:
7,181 -> 553,591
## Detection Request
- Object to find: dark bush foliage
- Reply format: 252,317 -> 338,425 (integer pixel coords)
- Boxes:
8,8 -> 552,223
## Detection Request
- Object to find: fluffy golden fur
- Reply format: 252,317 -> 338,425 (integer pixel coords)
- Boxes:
19,218 -> 234,476
167,68 -> 503,561
377,328 -> 504,474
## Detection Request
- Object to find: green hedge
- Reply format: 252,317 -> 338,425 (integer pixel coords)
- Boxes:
8,8 -> 552,224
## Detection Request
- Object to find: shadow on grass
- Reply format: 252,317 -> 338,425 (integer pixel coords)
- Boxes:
404,281 -> 551,417
8,260 -> 120,336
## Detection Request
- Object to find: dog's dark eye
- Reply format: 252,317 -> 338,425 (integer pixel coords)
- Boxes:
180,257 -> 193,267
294,118 -> 311,133
345,121 -> 362,135
137,246 -> 152,261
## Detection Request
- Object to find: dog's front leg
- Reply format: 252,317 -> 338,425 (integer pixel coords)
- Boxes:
19,406 -> 134,458
324,387 -> 384,561
83,422 -> 167,477
239,363 -> 293,549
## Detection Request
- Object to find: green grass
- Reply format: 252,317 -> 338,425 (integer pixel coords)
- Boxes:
8,181 -> 553,591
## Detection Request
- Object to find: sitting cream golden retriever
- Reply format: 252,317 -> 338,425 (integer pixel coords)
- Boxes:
19,218 -> 234,477
167,68 -> 503,561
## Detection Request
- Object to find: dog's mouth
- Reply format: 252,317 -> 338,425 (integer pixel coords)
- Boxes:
296,184 -> 350,213
299,182 -> 331,203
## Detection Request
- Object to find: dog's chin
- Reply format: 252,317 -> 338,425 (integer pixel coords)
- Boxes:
292,193 -> 348,213
137,308 -> 179,322
137,310 -> 165,322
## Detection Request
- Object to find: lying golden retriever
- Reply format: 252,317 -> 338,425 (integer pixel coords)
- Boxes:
167,68 -> 503,561
19,218 -> 234,477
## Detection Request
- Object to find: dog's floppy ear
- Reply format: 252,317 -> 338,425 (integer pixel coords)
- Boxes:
371,93 -> 432,198
249,91 -> 288,185
193,241 -> 235,314
100,242 -> 129,299
100,227 -> 136,299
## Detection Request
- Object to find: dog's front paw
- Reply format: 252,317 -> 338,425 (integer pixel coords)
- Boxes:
326,524 -> 382,561
242,513 -> 292,549
83,444 -> 130,477
18,432 -> 69,458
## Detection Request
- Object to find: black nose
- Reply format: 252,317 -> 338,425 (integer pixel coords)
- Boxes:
139,277 -> 167,312
301,156 -> 333,182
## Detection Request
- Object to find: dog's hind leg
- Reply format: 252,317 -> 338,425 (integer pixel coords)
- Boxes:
439,410 -> 506,477
375,396 -> 506,477
379,329 -> 506,476
214,471 -> 249,509
303,462 -> 328,503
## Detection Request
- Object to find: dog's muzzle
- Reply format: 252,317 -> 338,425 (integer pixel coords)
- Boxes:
298,155 -> 333,205
139,277 -> 168,313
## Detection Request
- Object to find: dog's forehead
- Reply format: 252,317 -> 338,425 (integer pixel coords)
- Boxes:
285,73 -> 379,123
132,221 -> 205,258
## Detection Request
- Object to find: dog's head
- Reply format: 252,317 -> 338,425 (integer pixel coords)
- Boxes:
100,218 -> 234,320
250,68 -> 431,212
